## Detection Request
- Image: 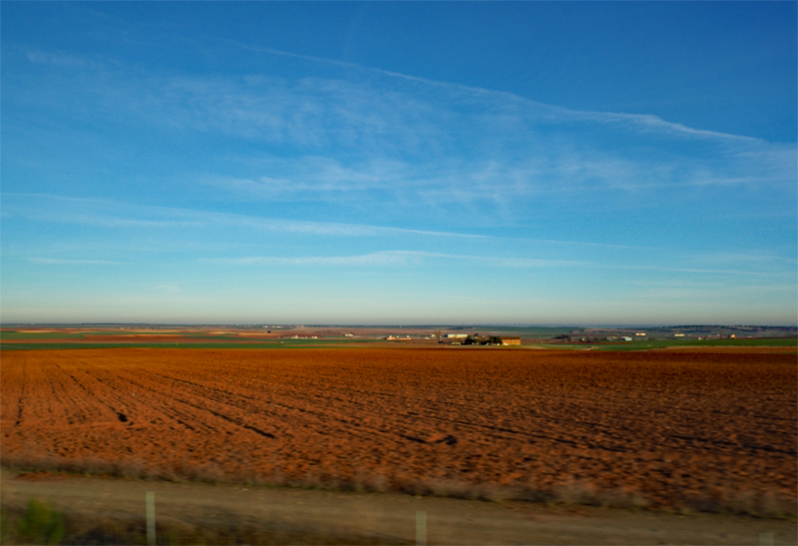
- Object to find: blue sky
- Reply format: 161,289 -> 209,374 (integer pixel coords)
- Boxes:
2,2 -> 796,326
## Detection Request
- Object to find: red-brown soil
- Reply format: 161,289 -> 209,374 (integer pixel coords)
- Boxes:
1,348 -> 795,512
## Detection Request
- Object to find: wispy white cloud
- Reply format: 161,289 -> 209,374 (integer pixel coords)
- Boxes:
15,44 -> 794,220
695,252 -> 798,266
207,249 -> 793,277
632,281 -> 797,301
26,49 -> 89,69
27,257 -> 125,265
575,110 -> 764,144
3,193 -> 660,250
4,13 -> 795,326
199,156 -> 411,198
616,264 -> 792,277
209,250 -> 591,268
211,251 -> 413,267
1,192 -> 487,239
211,250 -> 589,268
196,246 -> 798,282
232,42 -> 768,144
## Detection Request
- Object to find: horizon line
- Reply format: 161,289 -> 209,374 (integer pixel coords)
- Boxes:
2,322 -> 796,330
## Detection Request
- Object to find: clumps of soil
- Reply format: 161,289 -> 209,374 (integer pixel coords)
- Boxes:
2,347 -> 796,517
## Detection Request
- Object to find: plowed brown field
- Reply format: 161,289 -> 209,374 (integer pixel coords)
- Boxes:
1,348 -> 795,512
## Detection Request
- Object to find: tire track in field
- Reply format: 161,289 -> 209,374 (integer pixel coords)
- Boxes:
330,376 -> 773,436
49,360 -> 148,427
283,378 -> 645,453
330,376 -> 794,459
154,366 -> 460,451
74,362 -> 210,434
276,366 -> 794,461
151,370 -> 393,444
147,360 -> 762,459
148,356 -> 520,440
91,354 -> 798,464
95,367 -> 278,440
150,369 -> 465,448
42,359 -> 104,427
15,353 -> 53,427
148,366 -> 635,456
3,355 -> 26,428
143,370 -> 398,443
67,363 -> 164,425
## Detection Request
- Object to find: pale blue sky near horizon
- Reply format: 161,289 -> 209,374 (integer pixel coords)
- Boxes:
2,2 -> 796,326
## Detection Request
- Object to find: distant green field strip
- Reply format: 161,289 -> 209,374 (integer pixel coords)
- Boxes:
0,343 -> 335,351
0,331 -> 88,340
0,341 -> 357,350
595,337 -> 797,351
91,332 -> 221,337
0,331 -> 265,340
526,344 -> 600,350
0,330 -> 159,339
527,338 -> 797,352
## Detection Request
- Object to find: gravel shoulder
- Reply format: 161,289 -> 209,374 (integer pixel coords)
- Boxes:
1,469 -> 795,545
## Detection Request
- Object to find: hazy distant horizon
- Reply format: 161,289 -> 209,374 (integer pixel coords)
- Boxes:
2,3 -> 796,326
2,322 -> 796,330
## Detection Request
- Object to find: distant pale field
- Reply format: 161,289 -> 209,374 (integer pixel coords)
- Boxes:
1,348 -> 795,514
1,326 -> 795,352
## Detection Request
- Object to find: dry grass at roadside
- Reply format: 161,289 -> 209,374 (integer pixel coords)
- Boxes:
3,455 -> 795,520
0,501 -> 407,545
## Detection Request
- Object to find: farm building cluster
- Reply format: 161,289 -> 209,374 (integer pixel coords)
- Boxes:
440,333 -> 521,346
